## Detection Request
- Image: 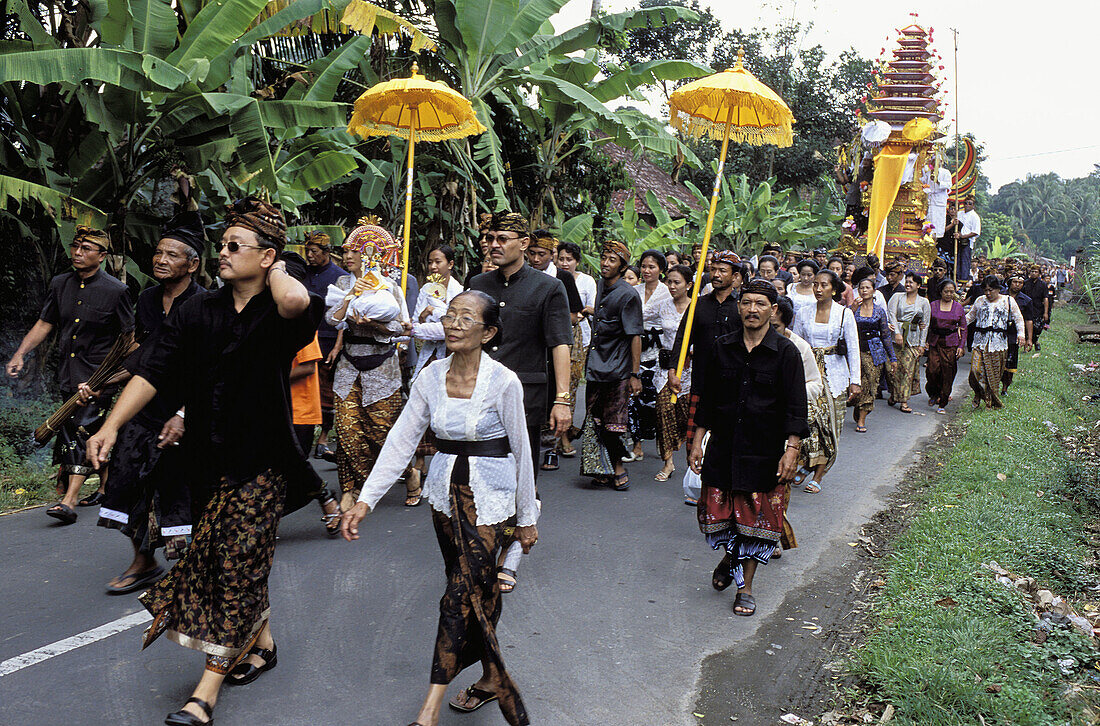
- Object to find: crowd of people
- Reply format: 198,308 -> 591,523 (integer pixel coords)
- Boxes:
3,193 -> 1064,726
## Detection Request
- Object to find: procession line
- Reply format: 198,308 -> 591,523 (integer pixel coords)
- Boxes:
0,610 -> 152,677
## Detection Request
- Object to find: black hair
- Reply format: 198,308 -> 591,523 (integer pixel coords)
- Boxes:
775,294 -> 795,326
905,270 -> 924,285
762,242 -> 782,254
815,269 -> 845,302
770,276 -> 788,294
626,264 -> 641,279
826,256 -> 845,270
939,278 -> 958,297
667,264 -> 694,287
665,250 -> 682,264
982,274 -> 1002,290
429,243 -> 455,264
850,265 -> 875,288
557,241 -> 582,262
451,290 -> 504,349
639,248 -> 667,274
758,254 -> 779,271
796,258 -> 820,274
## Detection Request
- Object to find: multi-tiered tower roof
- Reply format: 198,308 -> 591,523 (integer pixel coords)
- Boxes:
866,24 -> 943,137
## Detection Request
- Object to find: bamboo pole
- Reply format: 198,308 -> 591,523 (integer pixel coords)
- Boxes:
952,27 -> 960,282
401,108 -> 417,298
671,103 -> 735,404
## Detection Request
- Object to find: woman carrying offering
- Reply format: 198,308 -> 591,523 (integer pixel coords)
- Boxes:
792,269 -> 860,494
967,275 -> 1027,410
886,271 -> 931,414
849,268 -> 896,433
626,249 -> 671,461
654,264 -> 693,481
925,279 -> 967,414
341,291 -> 537,726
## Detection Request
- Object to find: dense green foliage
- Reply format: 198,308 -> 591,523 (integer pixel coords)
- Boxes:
988,168 -> 1100,261
854,309 -> 1100,725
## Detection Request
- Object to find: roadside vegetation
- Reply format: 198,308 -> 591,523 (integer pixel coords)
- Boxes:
0,393 -> 59,511
841,306 -> 1100,725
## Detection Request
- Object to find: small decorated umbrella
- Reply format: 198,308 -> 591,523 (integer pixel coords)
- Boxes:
347,63 -> 486,295
666,50 -> 794,400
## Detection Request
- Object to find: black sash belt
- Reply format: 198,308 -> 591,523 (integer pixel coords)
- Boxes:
435,436 -> 511,458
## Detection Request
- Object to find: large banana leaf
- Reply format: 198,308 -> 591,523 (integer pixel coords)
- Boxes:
451,0 -> 568,65
243,0 -> 351,41
590,59 -> 712,103
471,98 -> 508,208
0,175 -> 107,228
339,0 -> 437,52
169,0 -> 270,70
7,0 -> 55,49
282,34 -> 372,102
131,0 -> 179,57
257,100 -> 349,129
0,48 -> 187,90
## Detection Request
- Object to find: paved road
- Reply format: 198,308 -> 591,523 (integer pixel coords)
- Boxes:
0,373 -> 966,726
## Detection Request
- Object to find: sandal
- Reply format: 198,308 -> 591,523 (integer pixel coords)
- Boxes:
654,467 -> 675,482
448,685 -> 499,713
320,494 -> 342,535
558,445 -> 576,458
855,425 -> 867,433
165,697 -> 214,725
733,592 -> 757,616
612,471 -> 630,491
684,497 -> 698,506
106,566 -> 164,595
712,554 -> 734,591
936,407 -> 946,415
804,480 -> 821,494
77,490 -> 103,507
46,502 -> 77,525
226,643 -> 277,686
540,450 -> 559,471
404,486 -> 423,507
899,405 -> 913,413
497,567 -> 517,594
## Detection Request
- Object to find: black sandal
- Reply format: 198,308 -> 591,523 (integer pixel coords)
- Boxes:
448,685 -> 499,713
498,567 -> 517,593
320,493 -> 342,535
77,491 -> 104,507
733,592 -> 757,616
106,566 -> 164,595
540,450 -> 559,471
712,555 -> 734,591
165,697 -> 214,725
612,472 -> 630,491
46,502 -> 77,525
226,643 -> 277,686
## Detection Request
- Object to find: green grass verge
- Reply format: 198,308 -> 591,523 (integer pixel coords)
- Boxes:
855,306 -> 1100,725
0,392 -> 61,512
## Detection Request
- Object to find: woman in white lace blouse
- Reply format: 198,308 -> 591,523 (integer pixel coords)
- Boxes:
966,274 -> 1026,410
341,291 -> 538,726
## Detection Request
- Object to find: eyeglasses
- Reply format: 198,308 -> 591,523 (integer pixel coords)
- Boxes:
69,243 -> 106,254
483,234 -> 521,244
217,241 -> 268,253
440,314 -> 486,330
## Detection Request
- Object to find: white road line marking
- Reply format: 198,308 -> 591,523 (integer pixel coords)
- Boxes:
0,610 -> 152,677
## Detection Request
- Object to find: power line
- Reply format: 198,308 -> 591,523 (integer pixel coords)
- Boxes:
989,144 -> 1100,161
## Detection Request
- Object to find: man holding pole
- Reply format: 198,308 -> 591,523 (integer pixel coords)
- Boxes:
956,196 -> 981,282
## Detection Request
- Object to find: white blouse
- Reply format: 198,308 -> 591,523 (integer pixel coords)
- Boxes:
358,353 -> 538,527
654,295 -> 692,393
793,301 -> 861,399
634,282 -> 672,363
574,271 -> 598,348
785,330 -> 824,402
966,295 -> 1026,353
410,276 -> 466,378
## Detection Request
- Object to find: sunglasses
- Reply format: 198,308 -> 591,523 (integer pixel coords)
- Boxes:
217,241 -> 269,253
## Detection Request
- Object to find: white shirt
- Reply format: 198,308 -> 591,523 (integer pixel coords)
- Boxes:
793,301 -> 861,399
654,295 -> 691,393
924,166 -> 953,236
958,208 -> 981,243
358,353 -> 538,527
966,295 -> 1026,353
784,330 -> 824,402
410,276 -> 466,378
634,282 -> 672,363
573,271 -> 598,347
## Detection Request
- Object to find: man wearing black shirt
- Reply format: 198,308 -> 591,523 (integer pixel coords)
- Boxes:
877,262 -> 905,303
302,231 -> 346,460
689,279 -> 808,617
581,241 -> 643,490
95,212 -> 204,594
925,259 -> 951,303
6,226 -> 133,524
1022,264 -> 1049,351
88,197 -> 321,726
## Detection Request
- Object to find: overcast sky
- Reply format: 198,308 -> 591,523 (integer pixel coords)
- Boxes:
552,0 -> 1100,193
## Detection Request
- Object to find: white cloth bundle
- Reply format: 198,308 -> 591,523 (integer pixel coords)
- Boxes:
325,277 -> 401,325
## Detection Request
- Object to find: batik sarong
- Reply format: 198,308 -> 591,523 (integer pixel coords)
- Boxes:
580,379 -> 631,478
925,344 -> 959,407
53,390 -> 109,477
698,483 -> 786,590
803,349 -> 843,476
969,348 -> 1006,408
96,419 -> 191,559
140,469 -> 286,669
626,357 -> 658,441
432,457 -> 529,726
855,351 -> 882,416
656,384 -> 690,461
566,323 -> 586,439
334,381 -> 403,508
889,343 -> 919,404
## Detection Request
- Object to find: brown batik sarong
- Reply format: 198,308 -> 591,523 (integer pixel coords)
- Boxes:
855,351 -> 883,416
334,382 -> 403,507
969,348 -> 1006,408
803,349 -> 843,476
580,379 -> 631,477
925,344 -> 960,407
431,457 -> 529,726
140,469 -> 286,670
888,343 -> 919,404
656,384 -> 690,461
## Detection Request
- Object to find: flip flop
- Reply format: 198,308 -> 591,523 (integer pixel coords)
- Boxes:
855,425 -> 868,433
448,685 -> 498,713
77,491 -> 103,507
558,446 -> 576,458
46,503 -> 77,525
733,593 -> 756,616
106,566 -> 165,595
612,472 -> 630,491
497,567 -> 517,594
712,555 -> 734,591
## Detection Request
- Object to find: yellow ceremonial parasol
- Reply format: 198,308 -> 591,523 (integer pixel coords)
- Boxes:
347,63 -> 486,295
667,49 -> 794,401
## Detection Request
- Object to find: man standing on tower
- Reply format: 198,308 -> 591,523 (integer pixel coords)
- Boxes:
956,196 -> 981,282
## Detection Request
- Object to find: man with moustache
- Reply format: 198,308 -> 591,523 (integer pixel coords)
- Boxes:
95,211 -> 205,593
6,226 -> 133,524
689,279 -> 808,616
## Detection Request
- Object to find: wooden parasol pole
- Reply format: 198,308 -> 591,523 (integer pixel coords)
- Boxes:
951,27 -> 960,281
401,108 -> 417,298
671,102 -> 735,404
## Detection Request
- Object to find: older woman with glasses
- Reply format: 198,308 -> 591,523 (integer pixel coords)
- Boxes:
342,291 -> 538,726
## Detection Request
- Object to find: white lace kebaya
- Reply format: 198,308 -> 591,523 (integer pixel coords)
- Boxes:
357,352 -> 539,527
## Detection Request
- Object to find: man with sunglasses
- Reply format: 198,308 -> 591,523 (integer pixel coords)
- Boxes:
6,226 -> 133,524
